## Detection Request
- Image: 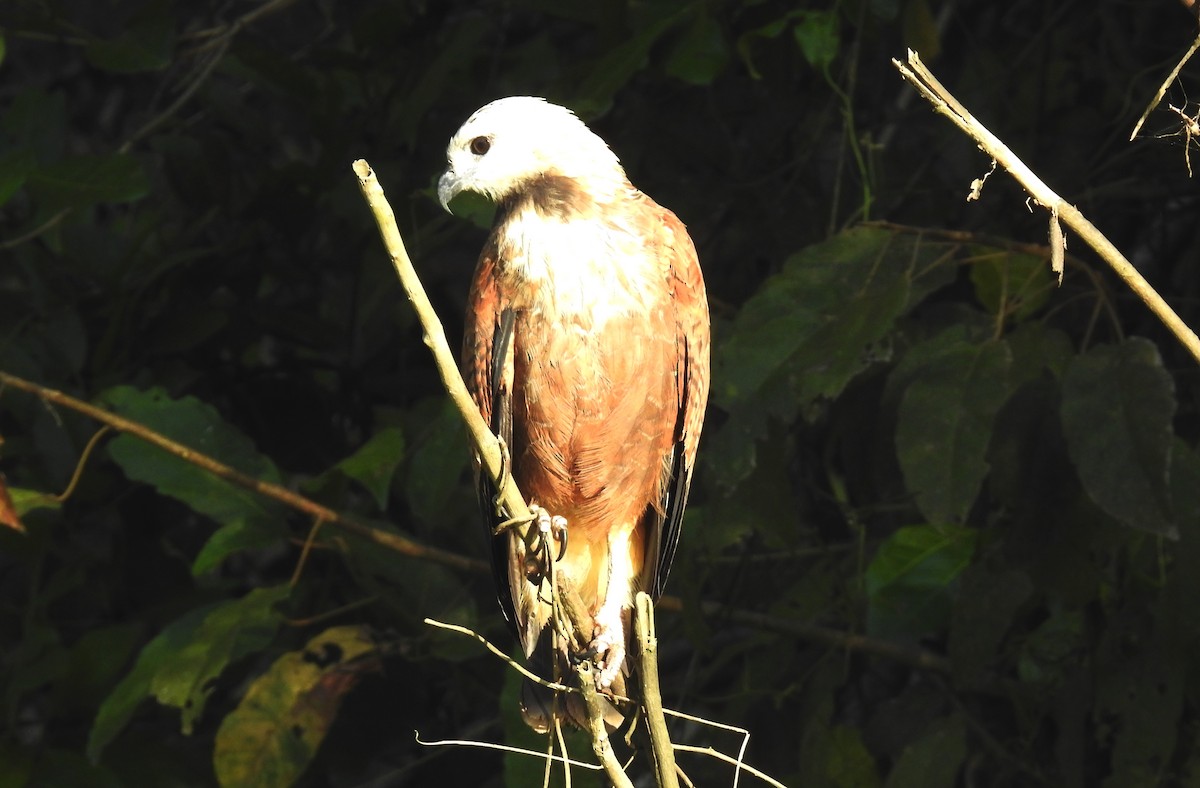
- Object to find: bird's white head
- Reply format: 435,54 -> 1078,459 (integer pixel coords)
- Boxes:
437,96 -> 627,212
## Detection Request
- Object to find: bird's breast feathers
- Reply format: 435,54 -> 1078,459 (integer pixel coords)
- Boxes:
495,198 -> 665,332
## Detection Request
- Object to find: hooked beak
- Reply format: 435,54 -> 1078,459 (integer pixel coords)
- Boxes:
437,169 -> 460,213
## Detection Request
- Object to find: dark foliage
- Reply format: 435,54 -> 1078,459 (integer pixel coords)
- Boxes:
3,1 -> 1200,786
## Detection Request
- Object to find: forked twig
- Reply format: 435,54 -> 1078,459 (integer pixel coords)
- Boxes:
892,50 -> 1200,364
1130,29 -> 1200,141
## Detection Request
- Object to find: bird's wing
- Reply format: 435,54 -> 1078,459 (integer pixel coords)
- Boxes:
462,242 -> 525,642
642,199 -> 710,599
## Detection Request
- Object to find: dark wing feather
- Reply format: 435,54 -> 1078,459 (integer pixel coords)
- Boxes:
462,245 -> 522,638
640,199 -> 710,599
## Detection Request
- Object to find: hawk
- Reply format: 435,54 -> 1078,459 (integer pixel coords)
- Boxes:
438,96 -> 709,731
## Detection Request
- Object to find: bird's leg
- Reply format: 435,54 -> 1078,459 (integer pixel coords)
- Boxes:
590,528 -> 634,690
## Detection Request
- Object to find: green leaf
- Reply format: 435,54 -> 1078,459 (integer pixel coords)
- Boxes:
99,386 -> 284,526
793,10 -> 840,72
1060,338 -> 1176,536
26,153 -> 150,211
884,715 -> 966,788
335,427 -> 405,510
711,227 -> 954,489
89,604 -> 218,761
717,227 -> 954,413
213,626 -> 381,788
866,524 -> 976,639
191,518 -> 285,576
150,585 -> 291,734
968,247 -> 1054,325
665,12 -> 728,86
894,338 -> 1013,523
403,398 -> 469,527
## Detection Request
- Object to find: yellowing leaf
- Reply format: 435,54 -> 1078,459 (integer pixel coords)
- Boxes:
213,626 -> 381,788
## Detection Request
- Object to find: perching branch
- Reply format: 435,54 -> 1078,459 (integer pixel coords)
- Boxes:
635,593 -> 679,788
892,49 -> 1200,365
352,159 -> 533,528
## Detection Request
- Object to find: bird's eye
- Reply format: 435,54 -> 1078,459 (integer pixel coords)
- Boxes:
469,136 -> 491,156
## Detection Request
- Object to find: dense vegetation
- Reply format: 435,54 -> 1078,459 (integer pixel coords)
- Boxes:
3,1 -> 1200,785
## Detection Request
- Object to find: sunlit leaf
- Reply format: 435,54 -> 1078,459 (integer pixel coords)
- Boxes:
1060,338 -> 1176,536
212,626 -> 381,788
89,604 -> 217,761
149,586 -> 290,734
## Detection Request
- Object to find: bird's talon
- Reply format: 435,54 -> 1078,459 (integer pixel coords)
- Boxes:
551,515 -> 568,561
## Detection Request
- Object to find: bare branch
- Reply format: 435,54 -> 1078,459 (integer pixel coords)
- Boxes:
634,593 -> 679,788
0,369 -> 486,575
892,50 -> 1200,365
1130,29 -> 1200,141
577,662 -> 635,788
423,618 -> 575,693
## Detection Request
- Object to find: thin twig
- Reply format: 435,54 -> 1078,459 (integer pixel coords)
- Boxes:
423,618 -> 576,693
672,745 -> 788,788
414,731 -> 603,770
1130,29 -> 1200,141
0,369 -> 486,575
893,49 -> 1200,364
